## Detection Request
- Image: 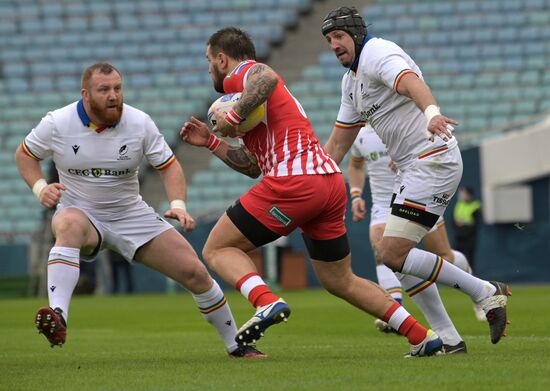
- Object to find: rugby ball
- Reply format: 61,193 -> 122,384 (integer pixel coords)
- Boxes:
207,92 -> 265,133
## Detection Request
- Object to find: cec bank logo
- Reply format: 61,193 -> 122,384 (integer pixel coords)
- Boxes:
67,168 -> 131,177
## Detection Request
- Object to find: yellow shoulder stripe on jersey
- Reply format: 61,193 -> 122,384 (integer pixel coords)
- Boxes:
21,142 -> 41,161
155,154 -> 176,170
335,120 -> 365,129
393,69 -> 418,92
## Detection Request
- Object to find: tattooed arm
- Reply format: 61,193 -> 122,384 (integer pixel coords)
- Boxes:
181,116 -> 261,178
233,63 -> 278,120
213,141 -> 261,179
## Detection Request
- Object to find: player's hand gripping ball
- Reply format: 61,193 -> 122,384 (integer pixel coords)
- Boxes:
207,92 -> 265,133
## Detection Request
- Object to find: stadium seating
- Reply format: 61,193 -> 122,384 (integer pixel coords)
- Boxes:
0,0 -> 313,242
2,0 -> 549,240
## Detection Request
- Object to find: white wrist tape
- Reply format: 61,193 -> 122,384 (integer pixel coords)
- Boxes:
32,179 -> 48,199
424,105 -> 441,123
170,199 -> 187,212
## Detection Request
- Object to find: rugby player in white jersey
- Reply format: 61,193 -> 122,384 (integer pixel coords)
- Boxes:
349,125 -> 487,353
322,7 -> 510,344
14,62 -> 264,358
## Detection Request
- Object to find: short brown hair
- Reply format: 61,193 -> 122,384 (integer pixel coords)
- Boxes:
207,27 -> 256,61
81,62 -> 122,89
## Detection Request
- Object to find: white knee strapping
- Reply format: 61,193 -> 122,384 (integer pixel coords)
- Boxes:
383,214 -> 429,243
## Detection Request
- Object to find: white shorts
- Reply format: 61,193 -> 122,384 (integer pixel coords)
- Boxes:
390,146 -> 462,227
370,202 -> 444,233
56,200 -> 173,262
370,203 -> 391,228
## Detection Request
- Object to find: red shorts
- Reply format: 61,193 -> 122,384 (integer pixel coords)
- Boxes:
239,173 -> 347,240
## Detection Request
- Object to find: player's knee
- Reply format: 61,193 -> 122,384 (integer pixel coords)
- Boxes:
317,268 -> 353,298
377,243 -> 407,272
372,244 -> 384,265
201,242 -> 219,270
174,261 -> 211,291
321,276 -> 353,298
52,209 -> 90,241
439,249 -> 454,261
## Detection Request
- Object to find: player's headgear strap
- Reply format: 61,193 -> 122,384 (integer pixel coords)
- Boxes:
321,6 -> 367,49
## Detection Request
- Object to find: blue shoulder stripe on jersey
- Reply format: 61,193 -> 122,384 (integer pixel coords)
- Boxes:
235,60 -> 254,75
77,99 -> 91,127
350,33 -> 374,73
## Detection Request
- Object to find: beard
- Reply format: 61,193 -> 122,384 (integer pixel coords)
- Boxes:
211,67 -> 225,93
335,50 -> 353,68
89,95 -> 123,125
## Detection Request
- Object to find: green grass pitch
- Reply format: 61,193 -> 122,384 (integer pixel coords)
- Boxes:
1,286 -> 549,391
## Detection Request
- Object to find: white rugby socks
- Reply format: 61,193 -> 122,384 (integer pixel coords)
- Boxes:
400,274 -> 462,346
192,279 -> 239,353
451,250 -> 472,274
47,246 -> 80,322
376,264 -> 403,303
402,248 -> 495,303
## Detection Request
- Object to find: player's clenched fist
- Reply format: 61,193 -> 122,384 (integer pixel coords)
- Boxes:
351,198 -> 367,222
39,183 -> 66,209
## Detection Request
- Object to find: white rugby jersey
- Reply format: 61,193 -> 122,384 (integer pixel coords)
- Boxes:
336,36 -> 457,167
22,100 -> 176,215
350,125 -> 394,206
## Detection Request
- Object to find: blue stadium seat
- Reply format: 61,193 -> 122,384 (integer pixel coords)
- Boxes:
32,77 -> 57,92
496,28 -> 518,41
88,2 -> 111,14
498,72 -> 519,86
117,15 -> 140,29
483,59 -> 505,72
505,57 -> 524,71
113,2 -> 136,14
56,77 -> 80,91
501,0 -> 522,12
137,1 -> 161,13
0,20 -> 16,34
503,43 -> 523,57
523,0 -> 547,11
91,16 -> 114,30
463,14 -> 484,29
456,1 -> 478,13
65,3 -> 88,16
519,71 -> 541,86
452,74 -> 474,89
6,78 -> 30,93
479,0 -> 500,12
514,101 -> 537,115
522,88 -> 544,100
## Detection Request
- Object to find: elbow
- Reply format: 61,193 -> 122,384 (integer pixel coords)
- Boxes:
14,144 -> 22,158
248,168 -> 261,179
14,144 -> 25,165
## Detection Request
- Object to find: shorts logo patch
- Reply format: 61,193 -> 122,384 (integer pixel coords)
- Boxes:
269,206 -> 292,227
433,193 -> 450,206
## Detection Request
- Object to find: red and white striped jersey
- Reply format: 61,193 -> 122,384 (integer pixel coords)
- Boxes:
223,61 -> 340,177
